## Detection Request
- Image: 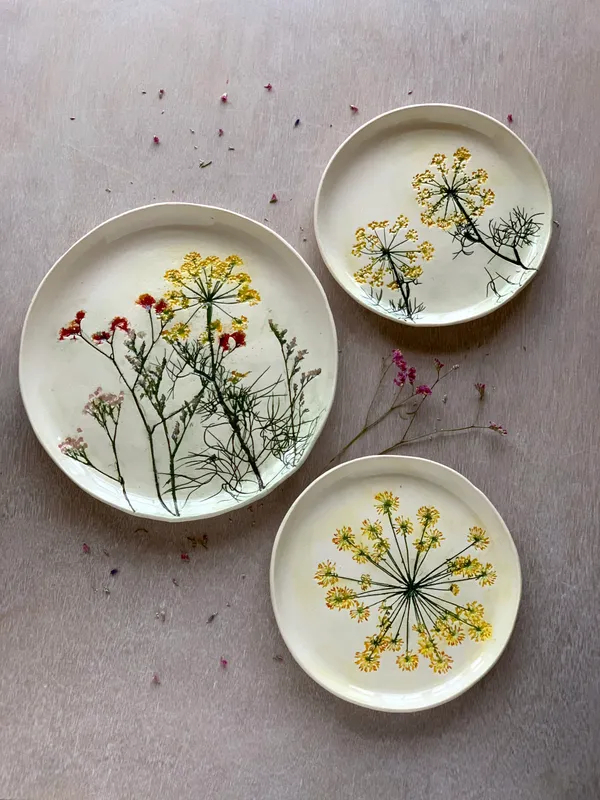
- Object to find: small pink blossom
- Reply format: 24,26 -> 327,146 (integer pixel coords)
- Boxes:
392,350 -> 406,369
475,382 -> 486,400
181,552 -> 190,561
507,113 -> 513,124
220,656 -> 228,669
350,104 -> 359,113
489,421 -> 507,435
218,128 -> 224,137
269,193 -> 278,203
158,88 -> 165,98
220,93 -> 228,103
82,543 -> 91,554
151,673 -> 161,685
416,384 -> 432,396
153,135 -> 160,144
407,367 -> 417,385
434,358 -> 444,372
264,83 -> 273,91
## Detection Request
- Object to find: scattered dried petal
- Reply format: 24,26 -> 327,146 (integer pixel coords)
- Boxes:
489,421 -> 508,435
158,88 -> 165,98
110,568 -> 119,576
264,83 -> 273,91
181,552 -> 190,561
349,104 -> 359,113
219,656 -> 228,669
507,113 -> 513,124
273,654 -> 284,662
475,382 -> 486,400
151,673 -> 161,685
416,384 -> 432,396
172,578 -> 179,586
218,128 -> 224,137
207,613 -> 218,624
270,193 -> 278,203
294,118 -> 301,127
408,90 -> 413,95
220,93 -> 228,103
153,135 -> 160,144
70,116 -> 75,121
228,146 -> 235,151
190,128 -> 195,134
82,543 -> 91,554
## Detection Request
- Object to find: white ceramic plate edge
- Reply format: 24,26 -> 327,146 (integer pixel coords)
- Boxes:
19,203 -> 339,522
314,103 -> 553,327
270,455 -> 522,712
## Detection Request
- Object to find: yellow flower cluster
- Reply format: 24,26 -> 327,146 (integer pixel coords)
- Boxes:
449,555 -> 496,586
416,505 -> 441,526
162,322 -> 191,344
325,586 -> 356,610
164,251 -> 261,307
413,527 -> 445,552
351,218 -> 434,291
314,560 -> 339,587
412,147 -> 496,228
374,490 -> 400,515
467,525 -> 490,549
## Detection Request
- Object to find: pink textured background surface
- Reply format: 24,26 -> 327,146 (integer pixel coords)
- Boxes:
1,0 -> 598,797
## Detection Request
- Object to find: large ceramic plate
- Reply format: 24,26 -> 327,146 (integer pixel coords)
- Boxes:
20,204 -> 337,521
315,104 -> 552,326
270,456 -> 521,712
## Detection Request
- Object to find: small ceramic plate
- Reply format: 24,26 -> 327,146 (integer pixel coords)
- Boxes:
270,456 -> 521,712
315,104 -> 552,326
20,204 -> 337,521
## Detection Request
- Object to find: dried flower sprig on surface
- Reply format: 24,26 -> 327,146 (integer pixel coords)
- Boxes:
315,493 -> 495,675
331,349 -> 506,462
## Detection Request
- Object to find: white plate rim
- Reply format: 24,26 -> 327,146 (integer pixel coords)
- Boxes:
270,454 -> 522,712
19,202 -> 339,522
314,103 -> 553,327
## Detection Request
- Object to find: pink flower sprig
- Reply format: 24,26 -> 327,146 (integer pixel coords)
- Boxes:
331,351 -> 507,461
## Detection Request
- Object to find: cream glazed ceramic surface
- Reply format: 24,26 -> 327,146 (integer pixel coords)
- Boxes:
315,104 -> 552,326
270,456 -> 521,712
20,204 -> 337,521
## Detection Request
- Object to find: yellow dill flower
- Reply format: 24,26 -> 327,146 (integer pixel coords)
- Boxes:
394,516 -> 414,537
352,544 -> 372,565
441,625 -> 465,647
164,289 -> 190,310
468,526 -> 490,550
467,619 -> 493,642
237,285 -> 261,305
367,220 -> 389,230
472,168 -> 488,182
404,228 -> 419,242
231,316 -> 248,332
164,268 -> 184,286
463,601 -> 485,620
374,491 -> 399,514
372,536 -> 390,557
332,526 -> 355,551
453,146 -> 471,165
449,583 -> 460,596
477,563 -> 497,586
361,519 -> 383,540
417,505 -> 440,526
350,604 -> 371,623
397,651 -> 419,671
387,636 -> 404,652
364,633 -> 391,653
418,635 -> 436,658
314,560 -> 339,587
359,574 -> 372,591
355,649 -> 380,672
162,322 -> 191,344
426,528 -> 444,549
401,264 -> 423,281
325,586 -> 356,610
418,240 -> 435,261
430,650 -> 453,674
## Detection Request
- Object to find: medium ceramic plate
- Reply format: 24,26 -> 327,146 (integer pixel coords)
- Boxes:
270,456 -> 521,712
315,104 -> 552,326
20,204 -> 337,521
